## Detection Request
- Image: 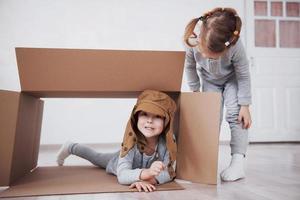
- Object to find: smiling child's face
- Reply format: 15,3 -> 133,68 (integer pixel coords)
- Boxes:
137,111 -> 164,139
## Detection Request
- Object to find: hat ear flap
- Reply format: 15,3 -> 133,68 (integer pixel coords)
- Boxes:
120,106 -> 137,158
165,112 -> 177,179
165,114 -> 177,161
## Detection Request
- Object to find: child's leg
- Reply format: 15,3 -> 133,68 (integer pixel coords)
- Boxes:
70,143 -> 117,168
221,78 -> 248,181
202,79 -> 224,124
223,78 -> 248,156
57,142 -> 117,168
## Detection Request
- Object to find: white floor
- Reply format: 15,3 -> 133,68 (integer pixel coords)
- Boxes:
1,143 -> 300,200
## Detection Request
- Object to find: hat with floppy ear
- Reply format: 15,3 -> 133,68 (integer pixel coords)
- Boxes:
120,90 -> 177,179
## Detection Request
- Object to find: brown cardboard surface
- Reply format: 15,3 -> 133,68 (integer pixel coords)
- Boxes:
176,92 -> 221,184
16,48 -> 185,97
11,93 -> 44,184
0,91 -> 20,186
0,90 -> 44,186
0,49 -> 221,197
0,166 -> 184,198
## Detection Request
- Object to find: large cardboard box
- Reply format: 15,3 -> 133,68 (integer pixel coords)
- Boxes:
0,48 -> 221,197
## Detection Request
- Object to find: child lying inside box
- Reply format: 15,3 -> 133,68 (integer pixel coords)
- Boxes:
56,90 -> 177,192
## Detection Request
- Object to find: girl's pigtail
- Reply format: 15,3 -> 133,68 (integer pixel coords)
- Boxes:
223,7 -> 242,47
231,15 -> 242,45
184,18 -> 200,47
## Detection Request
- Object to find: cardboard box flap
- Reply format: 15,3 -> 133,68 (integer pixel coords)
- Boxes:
0,90 -> 44,186
0,166 -> 184,197
16,48 -> 185,97
0,91 -> 20,186
176,92 -> 221,184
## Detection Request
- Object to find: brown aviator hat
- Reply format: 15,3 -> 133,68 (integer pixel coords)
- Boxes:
120,90 -> 177,179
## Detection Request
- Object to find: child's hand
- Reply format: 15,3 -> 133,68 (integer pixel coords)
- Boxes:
148,161 -> 165,176
139,161 -> 165,180
238,105 -> 252,129
129,181 -> 156,192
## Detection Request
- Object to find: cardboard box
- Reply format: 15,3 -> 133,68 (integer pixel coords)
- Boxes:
0,48 -> 221,197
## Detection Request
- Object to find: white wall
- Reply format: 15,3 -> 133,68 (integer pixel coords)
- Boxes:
0,0 -> 245,144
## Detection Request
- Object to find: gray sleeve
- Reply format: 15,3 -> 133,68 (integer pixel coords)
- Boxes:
116,148 -> 143,185
155,151 -> 172,184
231,40 -> 252,105
184,47 -> 200,92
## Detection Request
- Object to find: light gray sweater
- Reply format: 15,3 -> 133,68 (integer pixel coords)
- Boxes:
184,39 -> 252,105
106,136 -> 172,185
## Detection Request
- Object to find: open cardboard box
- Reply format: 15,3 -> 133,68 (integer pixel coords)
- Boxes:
0,48 -> 221,197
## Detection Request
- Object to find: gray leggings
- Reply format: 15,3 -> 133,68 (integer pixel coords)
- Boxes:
202,77 -> 249,155
69,143 -> 117,168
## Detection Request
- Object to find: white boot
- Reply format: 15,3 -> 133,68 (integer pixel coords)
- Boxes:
221,153 -> 245,181
56,141 -> 73,166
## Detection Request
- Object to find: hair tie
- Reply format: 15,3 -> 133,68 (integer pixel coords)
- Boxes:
198,16 -> 206,21
225,30 -> 239,47
233,30 -> 239,36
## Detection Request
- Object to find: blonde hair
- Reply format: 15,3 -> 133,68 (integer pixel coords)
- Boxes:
184,7 -> 242,53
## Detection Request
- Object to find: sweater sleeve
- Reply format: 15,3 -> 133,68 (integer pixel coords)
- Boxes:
231,40 -> 252,105
116,148 -> 143,185
155,150 -> 172,184
184,47 -> 200,92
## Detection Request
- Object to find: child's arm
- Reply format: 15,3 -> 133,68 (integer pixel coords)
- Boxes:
117,148 -> 158,192
117,148 -> 173,186
153,151 -> 174,184
231,39 -> 252,106
116,149 -> 165,185
140,149 -> 173,185
116,148 -> 144,185
129,158 -> 170,192
139,161 -> 165,183
231,40 -> 252,129
238,105 -> 252,129
184,47 -> 201,92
